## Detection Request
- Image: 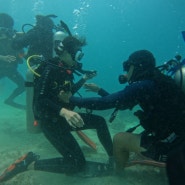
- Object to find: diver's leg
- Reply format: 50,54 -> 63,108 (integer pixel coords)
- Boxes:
113,132 -> 144,172
34,157 -> 77,174
79,113 -> 113,158
4,70 -> 25,109
5,70 -> 25,101
39,117 -> 86,174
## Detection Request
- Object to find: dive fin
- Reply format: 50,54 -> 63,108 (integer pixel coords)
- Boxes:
76,131 -> 97,151
126,159 -> 166,168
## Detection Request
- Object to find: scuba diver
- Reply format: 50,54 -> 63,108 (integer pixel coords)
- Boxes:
0,35 -> 114,183
69,50 -> 185,173
0,13 -> 25,110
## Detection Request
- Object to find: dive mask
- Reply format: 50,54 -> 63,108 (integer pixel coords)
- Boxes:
123,59 -> 134,72
118,60 -> 133,84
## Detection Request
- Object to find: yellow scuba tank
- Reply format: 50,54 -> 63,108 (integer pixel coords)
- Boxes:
25,55 -> 42,133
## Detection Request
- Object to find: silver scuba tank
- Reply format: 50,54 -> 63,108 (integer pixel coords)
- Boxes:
52,31 -> 68,57
26,65 -> 41,133
174,66 -> 185,93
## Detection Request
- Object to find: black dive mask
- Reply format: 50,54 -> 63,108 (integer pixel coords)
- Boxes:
56,43 -> 84,62
123,59 -> 134,72
118,74 -> 128,84
118,60 -> 133,84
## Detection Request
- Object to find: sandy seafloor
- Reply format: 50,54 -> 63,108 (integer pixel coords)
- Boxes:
0,88 -> 169,185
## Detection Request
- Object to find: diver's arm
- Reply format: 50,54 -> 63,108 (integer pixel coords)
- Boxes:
70,90 -> 127,110
70,80 -> 155,110
83,83 -> 110,96
72,72 -> 97,94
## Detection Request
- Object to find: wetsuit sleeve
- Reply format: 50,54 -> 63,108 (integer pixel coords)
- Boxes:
70,80 -> 155,110
72,79 -> 110,96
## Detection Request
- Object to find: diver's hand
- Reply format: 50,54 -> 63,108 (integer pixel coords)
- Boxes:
82,71 -> 97,81
0,55 -> 16,63
84,83 -> 101,93
60,108 -> 84,128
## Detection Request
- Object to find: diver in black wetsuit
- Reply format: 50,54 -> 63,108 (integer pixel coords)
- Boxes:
70,50 -> 185,173
32,36 -> 113,173
0,13 -> 25,110
0,35 -> 113,183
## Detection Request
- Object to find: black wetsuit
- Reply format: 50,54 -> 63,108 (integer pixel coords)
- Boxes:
0,37 -> 25,107
70,76 -> 185,162
166,141 -> 185,185
33,58 -> 113,174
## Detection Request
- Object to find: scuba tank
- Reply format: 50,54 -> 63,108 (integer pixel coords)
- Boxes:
157,55 -> 185,94
53,31 -> 68,57
25,55 -> 43,133
167,56 -> 185,93
174,66 -> 185,93
52,19 -> 72,57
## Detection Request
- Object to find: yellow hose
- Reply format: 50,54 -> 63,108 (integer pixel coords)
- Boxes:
26,55 -> 42,77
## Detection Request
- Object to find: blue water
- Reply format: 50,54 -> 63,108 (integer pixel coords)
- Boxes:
0,1 -> 184,184
1,0 -> 185,92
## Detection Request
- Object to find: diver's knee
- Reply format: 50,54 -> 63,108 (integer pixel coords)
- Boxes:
113,132 -> 136,152
113,132 -> 128,144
